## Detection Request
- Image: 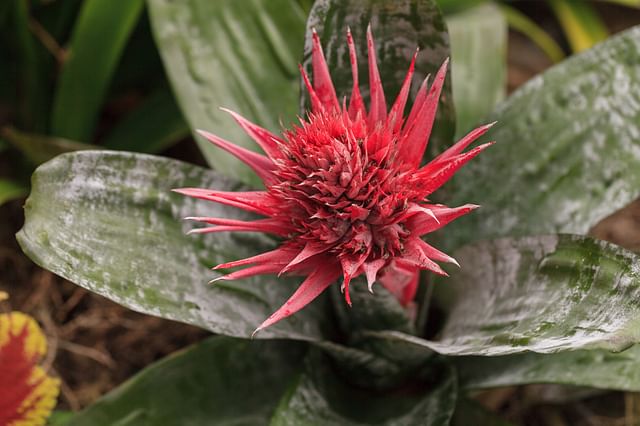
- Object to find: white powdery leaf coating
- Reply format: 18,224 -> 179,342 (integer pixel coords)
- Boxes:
17,151 -> 329,341
374,235 -> 640,356
444,26 -> 640,251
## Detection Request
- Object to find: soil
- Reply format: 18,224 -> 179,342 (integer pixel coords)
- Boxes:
2,2 -> 640,425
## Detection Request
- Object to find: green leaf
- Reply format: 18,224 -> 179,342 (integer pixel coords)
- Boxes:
0,178 -> 27,206
456,344 -> 640,392
445,26 -> 640,251
47,410 -> 75,426
147,0 -> 306,185
11,0 -> 51,132
102,88 -> 189,153
303,0 -> 455,158
446,2 -> 506,137
51,0 -> 144,141
548,0 -> 608,54
270,351 -> 457,425
435,0 -> 485,14
2,126 -> 96,165
331,279 -> 414,336
68,337 -> 306,426
17,151 -> 331,340
369,235 -> 640,356
499,4 -> 565,63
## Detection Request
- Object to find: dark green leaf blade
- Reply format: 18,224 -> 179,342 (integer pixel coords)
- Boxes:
444,25 -> 640,251
446,3 -> 506,137
2,126 -> 96,165
303,0 -> 455,158
102,88 -> 189,154
370,234 -> 640,356
67,337 -> 306,426
17,151 -> 330,340
51,0 -> 144,142
147,0 -> 306,185
0,178 -> 27,206
456,344 -> 640,392
270,351 -> 457,426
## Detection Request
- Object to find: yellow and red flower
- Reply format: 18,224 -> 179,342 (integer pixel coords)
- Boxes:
0,311 -> 59,426
176,27 -> 493,333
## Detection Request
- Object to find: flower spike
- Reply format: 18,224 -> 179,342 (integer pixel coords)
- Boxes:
177,28 -> 493,333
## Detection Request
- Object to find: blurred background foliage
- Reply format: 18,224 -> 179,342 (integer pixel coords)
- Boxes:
1,0 -> 639,206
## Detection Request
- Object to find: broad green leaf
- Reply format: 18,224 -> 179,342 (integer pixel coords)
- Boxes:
445,26 -> 640,251
435,0 -> 485,14
456,344 -> 640,392
548,0 -> 608,53
47,410 -> 75,426
2,126 -> 95,165
303,0 -> 455,158
17,151 -> 331,340
68,337 -> 306,426
11,0 -> 51,132
368,235 -> 640,356
331,280 -> 414,336
0,178 -> 27,206
102,88 -> 189,153
147,0 -> 306,185
51,0 -> 144,141
270,351 -> 457,425
446,2 -> 506,137
499,4 -> 565,63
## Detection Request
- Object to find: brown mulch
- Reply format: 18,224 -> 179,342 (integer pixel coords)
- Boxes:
0,200 -> 208,410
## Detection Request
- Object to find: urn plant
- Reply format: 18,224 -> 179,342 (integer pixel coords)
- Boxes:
15,0 -> 640,424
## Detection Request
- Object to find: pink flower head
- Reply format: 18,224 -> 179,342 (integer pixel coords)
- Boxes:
175,27 -> 494,334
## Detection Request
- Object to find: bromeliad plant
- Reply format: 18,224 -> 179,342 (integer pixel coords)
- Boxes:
14,0 -> 640,424
175,28 -> 493,334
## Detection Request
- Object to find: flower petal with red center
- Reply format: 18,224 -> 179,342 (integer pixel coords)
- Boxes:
0,312 -> 59,426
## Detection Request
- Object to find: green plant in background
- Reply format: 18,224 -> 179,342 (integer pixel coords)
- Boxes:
439,0 -> 640,64
0,0 -> 189,207
12,0 -> 640,424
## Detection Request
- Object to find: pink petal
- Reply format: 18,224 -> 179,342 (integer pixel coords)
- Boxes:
408,204 -> 479,236
172,188 -> 275,216
432,121 -> 496,165
413,141 -> 494,197
280,241 -> 332,274
401,239 -> 448,276
185,217 -> 291,236
253,265 -> 341,335
401,270 -> 420,306
367,25 -> 387,127
379,261 -> 420,305
414,239 -> 459,267
363,258 -> 386,292
346,28 -> 366,119
214,246 -> 299,270
400,58 -> 449,166
387,49 -> 417,133
339,252 -> 369,306
299,64 -> 324,113
220,108 -> 283,160
211,263 -> 283,283
311,29 -> 340,111
197,130 -> 276,184
404,75 -> 430,131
